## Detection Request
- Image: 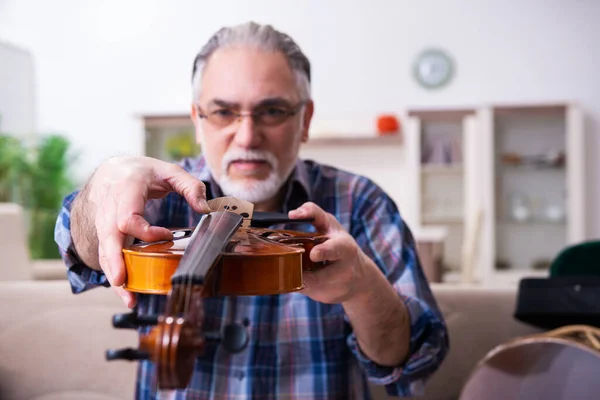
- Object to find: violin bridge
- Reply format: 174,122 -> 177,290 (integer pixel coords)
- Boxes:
207,196 -> 255,228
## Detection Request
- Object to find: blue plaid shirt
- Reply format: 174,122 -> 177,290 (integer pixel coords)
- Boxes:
55,156 -> 448,399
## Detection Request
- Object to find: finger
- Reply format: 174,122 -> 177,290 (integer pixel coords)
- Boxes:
309,235 -> 353,263
161,163 -> 211,214
302,270 -> 318,289
113,286 -> 137,308
95,191 -> 131,288
301,262 -> 346,291
117,184 -> 173,243
288,202 -> 336,233
96,204 -> 121,285
99,236 -> 136,308
119,212 -> 173,242
98,229 -> 127,287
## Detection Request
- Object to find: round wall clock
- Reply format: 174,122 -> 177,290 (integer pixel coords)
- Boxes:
413,48 -> 454,89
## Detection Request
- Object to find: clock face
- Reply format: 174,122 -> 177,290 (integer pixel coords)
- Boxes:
413,49 -> 454,89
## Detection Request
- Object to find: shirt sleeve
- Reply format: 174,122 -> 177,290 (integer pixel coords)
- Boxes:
54,190 -> 111,294
346,179 -> 449,397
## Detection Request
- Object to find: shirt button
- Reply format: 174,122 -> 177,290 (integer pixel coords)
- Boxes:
237,371 -> 245,380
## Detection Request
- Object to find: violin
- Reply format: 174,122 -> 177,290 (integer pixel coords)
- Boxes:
105,196 -> 328,390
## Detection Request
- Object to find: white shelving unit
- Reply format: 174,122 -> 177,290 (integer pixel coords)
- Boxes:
407,103 -> 587,287
406,109 -> 477,282
478,103 -> 586,286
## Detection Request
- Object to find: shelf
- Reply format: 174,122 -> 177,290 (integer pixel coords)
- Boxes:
408,102 -> 584,288
408,108 -> 476,121
303,134 -> 402,146
492,103 -> 568,116
142,114 -> 190,129
499,217 -> 566,225
499,163 -> 565,171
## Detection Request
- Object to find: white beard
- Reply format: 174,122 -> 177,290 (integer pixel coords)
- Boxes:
216,149 -> 292,204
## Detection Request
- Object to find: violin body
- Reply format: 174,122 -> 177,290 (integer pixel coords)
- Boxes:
122,226 -> 326,296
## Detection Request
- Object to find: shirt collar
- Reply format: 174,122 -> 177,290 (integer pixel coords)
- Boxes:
188,156 -> 312,211
281,158 -> 312,212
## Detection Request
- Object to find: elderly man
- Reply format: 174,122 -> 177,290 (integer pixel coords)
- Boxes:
55,22 -> 448,399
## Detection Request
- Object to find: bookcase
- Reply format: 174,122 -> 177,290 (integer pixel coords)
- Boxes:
405,109 -> 476,281
407,103 -> 586,286
478,104 -> 585,286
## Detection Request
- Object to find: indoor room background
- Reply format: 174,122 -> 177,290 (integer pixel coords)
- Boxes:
2,2 -> 600,399
1,0 -> 599,286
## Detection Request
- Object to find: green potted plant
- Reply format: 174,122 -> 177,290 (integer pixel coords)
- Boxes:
0,133 -> 76,259
0,134 -> 30,203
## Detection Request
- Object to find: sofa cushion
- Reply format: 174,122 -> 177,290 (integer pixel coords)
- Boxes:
0,203 -> 31,281
0,281 -> 137,400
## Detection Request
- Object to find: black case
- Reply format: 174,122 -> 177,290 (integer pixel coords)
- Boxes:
514,276 -> 600,329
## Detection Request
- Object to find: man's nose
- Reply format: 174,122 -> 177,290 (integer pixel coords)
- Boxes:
233,115 -> 262,148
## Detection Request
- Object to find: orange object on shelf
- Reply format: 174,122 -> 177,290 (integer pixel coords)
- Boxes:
376,114 -> 400,135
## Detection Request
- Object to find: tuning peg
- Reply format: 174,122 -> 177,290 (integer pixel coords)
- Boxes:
112,311 -> 158,329
106,348 -> 149,361
204,323 -> 249,354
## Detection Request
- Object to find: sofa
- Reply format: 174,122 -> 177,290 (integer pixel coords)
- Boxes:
0,278 -> 542,400
0,203 -> 545,399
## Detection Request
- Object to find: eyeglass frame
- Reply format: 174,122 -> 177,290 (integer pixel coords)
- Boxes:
194,99 -> 308,128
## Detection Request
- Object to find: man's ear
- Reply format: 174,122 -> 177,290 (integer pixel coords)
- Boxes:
190,104 -> 204,143
190,104 -> 198,126
301,100 -> 314,143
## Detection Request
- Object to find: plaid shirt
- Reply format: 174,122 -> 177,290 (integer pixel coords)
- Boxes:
55,156 -> 448,400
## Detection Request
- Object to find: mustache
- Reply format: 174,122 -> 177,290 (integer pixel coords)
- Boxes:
221,149 -> 278,170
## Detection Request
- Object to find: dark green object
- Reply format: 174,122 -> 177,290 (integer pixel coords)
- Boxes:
549,240 -> 600,277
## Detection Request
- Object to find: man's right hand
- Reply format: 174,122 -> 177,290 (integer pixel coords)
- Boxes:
70,156 -> 211,308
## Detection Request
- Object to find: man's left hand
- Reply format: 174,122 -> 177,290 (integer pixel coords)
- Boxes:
290,202 -> 411,366
288,202 -> 375,304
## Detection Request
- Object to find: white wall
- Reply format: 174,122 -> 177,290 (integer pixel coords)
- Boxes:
0,40 -> 35,137
1,0 -> 599,236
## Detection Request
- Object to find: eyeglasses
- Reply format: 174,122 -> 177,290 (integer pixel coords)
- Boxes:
196,101 -> 306,128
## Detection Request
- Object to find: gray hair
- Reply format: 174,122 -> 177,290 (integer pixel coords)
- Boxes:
191,22 -> 311,101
